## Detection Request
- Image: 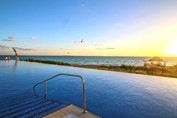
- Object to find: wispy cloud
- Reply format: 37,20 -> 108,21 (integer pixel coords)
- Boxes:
0,44 -> 36,51
66,52 -> 70,54
0,45 -> 10,48
97,48 -> 116,50
59,47 -> 81,51
1,36 -> 16,41
30,36 -> 36,40
12,47 -> 36,51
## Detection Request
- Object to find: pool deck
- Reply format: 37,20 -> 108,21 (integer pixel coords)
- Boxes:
44,104 -> 101,118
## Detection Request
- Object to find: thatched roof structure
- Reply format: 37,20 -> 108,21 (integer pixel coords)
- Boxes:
148,56 -> 163,62
144,56 -> 166,67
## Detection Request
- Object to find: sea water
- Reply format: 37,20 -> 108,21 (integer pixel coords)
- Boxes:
0,55 -> 177,66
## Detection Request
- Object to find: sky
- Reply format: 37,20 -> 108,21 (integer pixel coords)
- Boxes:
0,0 -> 177,56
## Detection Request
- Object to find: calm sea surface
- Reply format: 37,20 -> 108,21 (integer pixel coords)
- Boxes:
0,55 -> 177,66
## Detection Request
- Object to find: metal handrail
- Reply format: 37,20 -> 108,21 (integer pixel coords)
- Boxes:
33,73 -> 87,113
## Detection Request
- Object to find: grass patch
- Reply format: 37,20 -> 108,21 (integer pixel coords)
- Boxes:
21,58 -> 70,66
21,59 -> 177,78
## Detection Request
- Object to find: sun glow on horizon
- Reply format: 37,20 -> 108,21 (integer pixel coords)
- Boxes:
165,39 -> 177,56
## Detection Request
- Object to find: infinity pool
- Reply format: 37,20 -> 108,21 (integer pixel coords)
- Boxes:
1,60 -> 177,118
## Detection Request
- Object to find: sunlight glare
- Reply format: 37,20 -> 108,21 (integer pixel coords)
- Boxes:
165,39 -> 177,56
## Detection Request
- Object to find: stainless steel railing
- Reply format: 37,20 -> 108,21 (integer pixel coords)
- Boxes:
33,73 -> 87,113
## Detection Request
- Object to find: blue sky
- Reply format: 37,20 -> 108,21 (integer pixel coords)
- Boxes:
1,0 -> 177,56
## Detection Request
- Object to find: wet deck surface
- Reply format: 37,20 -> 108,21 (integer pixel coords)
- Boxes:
44,104 -> 101,118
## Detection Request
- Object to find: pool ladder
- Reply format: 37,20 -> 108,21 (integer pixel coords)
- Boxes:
33,73 -> 87,113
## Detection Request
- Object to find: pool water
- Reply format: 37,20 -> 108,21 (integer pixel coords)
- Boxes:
1,60 -> 177,118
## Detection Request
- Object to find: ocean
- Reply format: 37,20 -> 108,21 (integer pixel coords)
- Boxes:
0,55 -> 177,66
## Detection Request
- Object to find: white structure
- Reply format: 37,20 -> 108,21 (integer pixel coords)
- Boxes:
144,57 -> 166,67
12,48 -> 19,61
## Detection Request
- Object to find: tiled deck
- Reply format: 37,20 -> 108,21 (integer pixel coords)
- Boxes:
44,104 -> 101,118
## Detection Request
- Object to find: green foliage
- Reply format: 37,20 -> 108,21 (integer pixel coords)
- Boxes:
22,58 -> 70,66
21,59 -> 177,78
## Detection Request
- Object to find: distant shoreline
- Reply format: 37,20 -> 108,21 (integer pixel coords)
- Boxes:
20,59 -> 177,78
1,54 -> 177,57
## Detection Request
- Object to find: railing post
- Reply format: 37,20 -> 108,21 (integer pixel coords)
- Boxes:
33,73 -> 87,113
44,81 -> 47,99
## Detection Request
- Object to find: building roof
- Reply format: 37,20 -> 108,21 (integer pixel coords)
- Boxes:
148,56 -> 164,62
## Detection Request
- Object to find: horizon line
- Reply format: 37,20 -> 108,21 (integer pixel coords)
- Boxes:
0,55 -> 177,58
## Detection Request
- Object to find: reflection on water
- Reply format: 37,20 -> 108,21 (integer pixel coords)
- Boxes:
4,60 -> 18,72
13,60 -> 18,72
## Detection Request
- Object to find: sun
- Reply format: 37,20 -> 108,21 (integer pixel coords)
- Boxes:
165,40 -> 177,56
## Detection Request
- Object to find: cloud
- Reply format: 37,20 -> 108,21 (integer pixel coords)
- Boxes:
30,36 -> 36,40
0,45 -> 10,49
1,36 -> 16,41
97,48 -> 116,50
0,45 -> 35,51
58,48 -> 73,51
105,48 -> 115,50
12,47 -> 36,51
